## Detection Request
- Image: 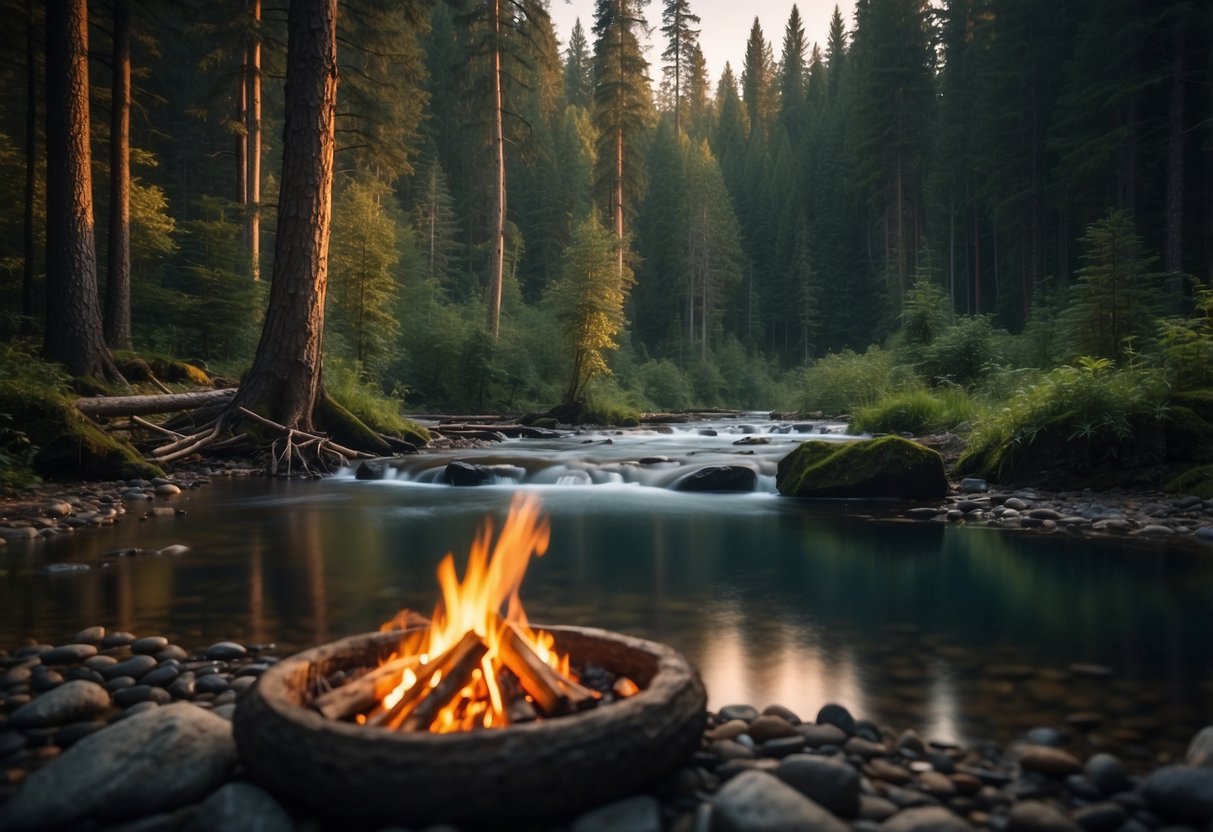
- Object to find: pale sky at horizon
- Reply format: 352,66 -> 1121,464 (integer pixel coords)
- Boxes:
547,0 -> 860,90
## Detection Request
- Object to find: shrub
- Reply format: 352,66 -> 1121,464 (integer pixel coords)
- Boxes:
324,357 -> 430,444
851,387 -> 979,436
798,347 -> 914,415
1155,287 -> 1213,390
632,359 -> 694,411
916,316 -> 1006,387
957,357 -> 1171,486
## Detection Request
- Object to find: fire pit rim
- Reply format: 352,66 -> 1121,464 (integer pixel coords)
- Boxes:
243,622 -> 701,743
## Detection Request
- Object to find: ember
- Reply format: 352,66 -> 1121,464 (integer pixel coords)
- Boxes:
312,493 -> 638,732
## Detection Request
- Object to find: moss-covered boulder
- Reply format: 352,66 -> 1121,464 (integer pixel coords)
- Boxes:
776,436 -> 948,500
1,388 -> 162,481
1166,465 -> 1213,499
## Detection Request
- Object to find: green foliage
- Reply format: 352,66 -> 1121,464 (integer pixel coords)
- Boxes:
328,177 -> 401,377
851,386 -> 978,436
1059,209 -> 1166,363
549,214 -> 634,404
958,358 -> 1172,486
915,315 -> 1006,387
631,358 -> 694,410
895,276 -> 953,350
798,347 -> 914,415
1155,287 -> 1213,390
323,357 -> 429,445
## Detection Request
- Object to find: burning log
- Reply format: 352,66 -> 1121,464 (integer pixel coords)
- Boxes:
401,642 -> 490,732
368,631 -> 487,731
312,654 -> 422,721
499,622 -> 597,716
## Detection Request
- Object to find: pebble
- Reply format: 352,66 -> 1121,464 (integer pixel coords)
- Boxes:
799,723 -> 848,748
775,753 -> 860,817
571,795 -> 661,832
154,483 -> 181,497
712,770 -> 849,832
1142,765 -> 1213,823
879,805 -> 972,831
131,636 -> 170,655
1084,753 -> 1131,795
101,655 -> 158,681
1006,800 -> 1081,831
1187,726 -> 1213,767
746,714 -> 798,743
1018,746 -> 1083,777
1071,801 -> 1126,830
717,704 -> 759,723
815,703 -> 857,735
0,704 -> 237,829
38,644 -> 97,665
205,642 -> 247,661
100,631 -> 137,649
7,681 -> 110,729
72,626 -> 106,645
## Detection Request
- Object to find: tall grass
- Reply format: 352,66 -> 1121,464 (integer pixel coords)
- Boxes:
851,387 -> 980,435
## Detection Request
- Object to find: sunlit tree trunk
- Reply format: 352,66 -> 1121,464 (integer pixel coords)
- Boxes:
487,0 -> 505,339
1163,20 -> 1185,310
21,0 -> 37,335
246,0 -> 262,281
230,0 -> 337,430
104,0 -> 132,350
44,0 -> 117,380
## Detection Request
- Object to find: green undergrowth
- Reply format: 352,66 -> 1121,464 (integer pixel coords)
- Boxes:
956,358 -> 1173,487
850,386 -> 979,436
324,359 -> 430,446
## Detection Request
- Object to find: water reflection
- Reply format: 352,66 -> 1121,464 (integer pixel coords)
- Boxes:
1,478 -> 1210,758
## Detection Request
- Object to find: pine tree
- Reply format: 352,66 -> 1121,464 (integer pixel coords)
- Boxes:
778,4 -> 808,141
660,0 -> 700,135
551,213 -> 634,404
564,19 -> 594,109
592,0 -> 652,280
740,18 -> 777,141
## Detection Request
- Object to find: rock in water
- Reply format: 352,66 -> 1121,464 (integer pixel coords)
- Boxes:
443,460 -> 494,486
674,466 -> 757,493
0,703 -> 237,830
7,680 -> 110,729
775,437 -> 949,500
185,782 -> 294,832
712,770 -> 849,832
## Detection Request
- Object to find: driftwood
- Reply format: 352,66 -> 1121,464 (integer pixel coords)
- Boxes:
75,388 -> 237,417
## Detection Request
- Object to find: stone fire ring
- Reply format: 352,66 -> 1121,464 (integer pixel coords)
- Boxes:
233,625 -> 708,825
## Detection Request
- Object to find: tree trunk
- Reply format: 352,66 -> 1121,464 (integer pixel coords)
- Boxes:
236,20 -> 247,224
43,0 -> 116,381
1163,20 -> 1186,309
229,0 -> 338,431
104,0 -> 132,351
615,125 -> 624,279
21,0 -> 37,336
487,0 -> 505,340
246,0 -> 262,282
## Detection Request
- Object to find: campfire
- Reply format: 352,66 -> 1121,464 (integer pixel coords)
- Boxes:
311,493 -> 639,732
232,492 -> 707,824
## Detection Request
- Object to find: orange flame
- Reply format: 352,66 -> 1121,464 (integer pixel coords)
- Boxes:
377,492 -> 574,732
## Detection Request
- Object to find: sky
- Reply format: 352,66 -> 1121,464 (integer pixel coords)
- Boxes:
547,1 -> 860,89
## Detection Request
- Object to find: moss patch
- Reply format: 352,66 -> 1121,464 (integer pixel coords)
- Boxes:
776,436 -> 948,500
1,388 -> 162,481
1166,465 -> 1213,499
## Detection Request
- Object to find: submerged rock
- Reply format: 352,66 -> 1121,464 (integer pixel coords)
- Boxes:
775,437 -> 948,500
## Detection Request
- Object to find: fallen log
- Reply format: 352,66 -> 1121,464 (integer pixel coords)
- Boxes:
76,388 -> 236,417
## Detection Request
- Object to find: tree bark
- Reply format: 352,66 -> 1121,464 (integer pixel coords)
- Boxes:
21,0 -> 37,336
43,0 -> 116,381
76,388 -> 237,417
104,0 -> 132,351
1163,19 -> 1186,309
246,0 -> 262,282
487,0 -> 505,340
229,0 -> 338,431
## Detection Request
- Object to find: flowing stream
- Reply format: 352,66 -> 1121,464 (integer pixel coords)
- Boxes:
2,415 -> 1211,760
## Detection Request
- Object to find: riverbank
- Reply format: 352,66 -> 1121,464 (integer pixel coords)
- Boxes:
0,626 -> 1211,830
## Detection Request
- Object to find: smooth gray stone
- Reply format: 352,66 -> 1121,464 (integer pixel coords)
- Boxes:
713,770 -> 849,832
185,782 -> 294,832
73,626 -> 106,645
719,704 -> 760,722
815,703 -> 856,735
1187,726 -> 1213,767
204,642 -> 247,661
101,655 -> 157,681
775,753 -> 861,817
1142,765 -> 1213,822
1084,753 -> 1130,795
7,680 -> 110,729
131,637 -> 169,656
879,806 -> 973,831
571,795 -> 661,832
0,703 -> 237,831
799,723 -> 848,748
39,644 -> 98,665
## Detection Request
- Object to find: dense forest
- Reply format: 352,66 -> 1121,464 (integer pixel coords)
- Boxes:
1,0 -> 1212,434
